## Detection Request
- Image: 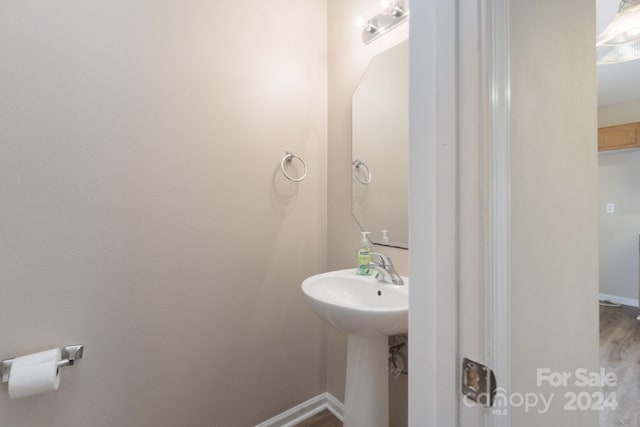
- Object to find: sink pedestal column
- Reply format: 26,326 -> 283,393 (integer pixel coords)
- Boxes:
343,334 -> 388,427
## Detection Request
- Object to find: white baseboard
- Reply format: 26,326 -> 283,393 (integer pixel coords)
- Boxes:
599,293 -> 639,308
255,392 -> 344,427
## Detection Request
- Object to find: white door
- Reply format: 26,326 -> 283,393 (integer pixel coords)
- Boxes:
458,0 -> 511,426
409,0 -> 599,426
408,0 -> 509,426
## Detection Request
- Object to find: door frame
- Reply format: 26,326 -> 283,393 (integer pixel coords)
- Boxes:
486,0 -> 511,426
408,0 -> 457,425
408,0 -> 511,425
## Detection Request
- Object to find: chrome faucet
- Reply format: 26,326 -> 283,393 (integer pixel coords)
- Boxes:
369,252 -> 405,286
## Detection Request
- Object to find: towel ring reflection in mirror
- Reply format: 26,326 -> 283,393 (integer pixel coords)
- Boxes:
280,151 -> 308,182
353,159 -> 372,185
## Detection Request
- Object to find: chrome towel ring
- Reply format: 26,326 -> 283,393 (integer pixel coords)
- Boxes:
353,159 -> 372,185
280,151 -> 308,182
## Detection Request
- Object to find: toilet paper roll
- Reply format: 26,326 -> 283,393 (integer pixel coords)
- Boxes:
8,348 -> 61,399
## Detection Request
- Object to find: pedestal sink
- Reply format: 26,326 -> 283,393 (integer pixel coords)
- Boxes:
301,269 -> 408,427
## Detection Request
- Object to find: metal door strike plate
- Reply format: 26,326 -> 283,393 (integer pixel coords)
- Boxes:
462,357 -> 497,408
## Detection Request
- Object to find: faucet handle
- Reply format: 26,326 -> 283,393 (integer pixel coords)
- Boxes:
370,252 -> 392,267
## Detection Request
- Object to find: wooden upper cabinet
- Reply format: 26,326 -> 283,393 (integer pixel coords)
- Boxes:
598,122 -> 640,151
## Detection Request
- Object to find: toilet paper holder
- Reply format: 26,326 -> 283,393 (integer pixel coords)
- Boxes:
1,345 -> 84,384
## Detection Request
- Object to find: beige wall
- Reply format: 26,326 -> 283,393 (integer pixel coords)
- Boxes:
0,1 -> 327,426
327,0 -> 408,425
510,0 -> 599,425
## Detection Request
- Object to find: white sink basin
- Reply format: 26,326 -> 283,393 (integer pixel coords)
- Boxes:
301,269 -> 408,337
301,268 -> 409,427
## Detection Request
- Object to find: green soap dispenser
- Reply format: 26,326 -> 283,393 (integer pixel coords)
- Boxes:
356,231 -> 372,275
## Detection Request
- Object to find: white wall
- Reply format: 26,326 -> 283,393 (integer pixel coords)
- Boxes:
599,99 -> 640,127
599,148 -> 640,302
0,1 -> 327,426
510,0 -> 599,425
598,101 -> 640,303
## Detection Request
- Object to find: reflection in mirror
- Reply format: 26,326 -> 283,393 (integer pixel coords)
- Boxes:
352,40 -> 408,249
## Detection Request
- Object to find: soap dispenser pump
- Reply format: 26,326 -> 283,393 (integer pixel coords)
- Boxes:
356,231 -> 372,275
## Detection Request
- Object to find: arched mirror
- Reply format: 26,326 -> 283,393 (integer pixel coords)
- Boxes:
352,40 -> 408,249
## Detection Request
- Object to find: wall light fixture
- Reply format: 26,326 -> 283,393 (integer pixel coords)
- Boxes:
361,0 -> 409,45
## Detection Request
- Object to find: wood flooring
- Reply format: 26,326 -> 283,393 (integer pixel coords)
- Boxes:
600,304 -> 640,427
294,409 -> 342,427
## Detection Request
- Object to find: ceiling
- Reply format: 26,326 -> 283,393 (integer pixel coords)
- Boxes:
597,0 -> 640,106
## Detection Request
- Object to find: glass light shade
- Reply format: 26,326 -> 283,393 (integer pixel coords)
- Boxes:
598,0 -> 640,64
